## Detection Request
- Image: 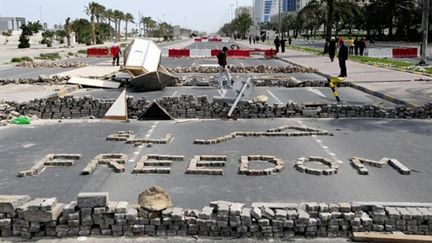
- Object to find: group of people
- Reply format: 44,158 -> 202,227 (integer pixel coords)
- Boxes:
273,36 -> 292,53
328,36 -> 367,78
347,37 -> 367,56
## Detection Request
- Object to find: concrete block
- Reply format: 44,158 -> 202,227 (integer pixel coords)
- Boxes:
77,192 -> 108,208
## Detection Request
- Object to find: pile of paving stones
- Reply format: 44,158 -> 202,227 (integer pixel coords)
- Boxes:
1,193 -> 431,239
0,76 -> 70,86
16,61 -> 88,69
167,65 -> 317,74
8,95 -> 432,120
0,103 -> 23,126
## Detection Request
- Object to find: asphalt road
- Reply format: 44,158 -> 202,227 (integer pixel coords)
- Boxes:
0,119 -> 430,209
185,42 -> 247,50
68,86 -> 395,107
0,57 -> 109,79
161,57 -> 291,68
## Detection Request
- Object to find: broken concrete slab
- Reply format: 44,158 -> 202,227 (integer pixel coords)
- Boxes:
68,77 -> 121,89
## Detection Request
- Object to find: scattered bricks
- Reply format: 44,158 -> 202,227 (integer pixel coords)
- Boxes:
77,192 -> 108,208
186,155 -> 226,176
239,155 -> 285,176
319,212 -> 332,221
81,154 -> 127,175
116,201 -> 128,213
319,203 -> 329,212
106,131 -> 135,141
133,155 -> 183,174
306,202 -> 319,213
295,157 -> 338,176
126,133 -> 174,146
23,203 -> 64,222
251,207 -> 262,220
199,207 -> 213,220
229,203 -> 244,216
194,125 -> 331,145
261,206 -> 275,219
275,209 -> 288,220
338,203 -> 351,213
0,195 -> 31,213
389,159 -> 411,175
297,210 -> 310,224
287,210 -> 298,220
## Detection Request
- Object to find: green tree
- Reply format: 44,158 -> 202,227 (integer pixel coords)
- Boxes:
72,18 -> 92,45
84,1 -> 101,45
18,21 -> 43,48
41,30 -> 54,47
231,13 -> 253,39
124,13 -> 135,40
103,9 -> 114,39
2,29 -> 12,43
113,10 -> 124,40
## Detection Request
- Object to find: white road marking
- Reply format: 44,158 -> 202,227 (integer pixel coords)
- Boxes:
22,144 -> 35,148
129,121 -> 159,162
171,91 -> 178,97
266,90 -> 283,105
192,62 -> 196,66
218,89 -> 226,97
296,120 -> 343,164
306,87 -> 327,98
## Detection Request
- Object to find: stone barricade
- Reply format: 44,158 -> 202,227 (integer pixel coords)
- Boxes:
0,76 -> 70,86
0,193 -> 432,239
8,94 -> 432,121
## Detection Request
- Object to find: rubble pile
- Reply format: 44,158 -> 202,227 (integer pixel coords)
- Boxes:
16,61 -> 88,69
167,65 -> 317,74
0,103 -> 17,126
1,193 -> 432,239
8,95 -> 432,120
0,76 -> 70,86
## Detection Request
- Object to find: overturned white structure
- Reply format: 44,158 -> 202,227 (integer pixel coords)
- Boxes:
124,39 -> 177,91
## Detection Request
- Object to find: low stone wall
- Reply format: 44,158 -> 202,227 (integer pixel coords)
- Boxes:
7,95 -> 432,121
0,193 -> 431,239
0,76 -> 70,86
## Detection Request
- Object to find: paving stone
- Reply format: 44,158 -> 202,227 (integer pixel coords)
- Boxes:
77,192 -> 108,208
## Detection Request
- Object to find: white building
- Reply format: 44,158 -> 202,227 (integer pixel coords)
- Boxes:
0,17 -> 26,31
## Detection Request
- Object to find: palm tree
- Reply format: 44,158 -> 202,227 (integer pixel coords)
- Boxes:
113,10 -> 124,40
64,17 -> 73,47
84,2 -> 100,45
94,4 -> 106,24
141,16 -> 152,37
124,13 -> 135,40
104,9 -> 114,39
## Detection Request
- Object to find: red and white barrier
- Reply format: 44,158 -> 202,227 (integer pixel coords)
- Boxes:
164,48 -> 277,59
367,47 -> 418,58
194,37 -> 231,43
87,47 -> 111,57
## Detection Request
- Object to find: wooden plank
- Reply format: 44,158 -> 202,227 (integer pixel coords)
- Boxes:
353,232 -> 432,243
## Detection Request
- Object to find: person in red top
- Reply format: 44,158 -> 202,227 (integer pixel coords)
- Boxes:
111,42 -> 122,66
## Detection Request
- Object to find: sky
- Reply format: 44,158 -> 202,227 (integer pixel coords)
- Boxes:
0,0 -> 253,33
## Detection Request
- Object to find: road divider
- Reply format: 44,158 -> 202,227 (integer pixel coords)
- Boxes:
86,47 -> 111,57
367,47 -> 418,58
164,48 -> 277,59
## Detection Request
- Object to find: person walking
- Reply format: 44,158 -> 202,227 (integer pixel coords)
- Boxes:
280,37 -> 286,53
288,37 -> 292,45
217,47 -> 233,89
249,35 -> 252,45
348,37 -> 354,54
328,37 -> 336,62
111,42 -> 122,66
354,37 -> 360,55
274,36 -> 280,53
338,40 -> 349,78
359,38 -> 366,56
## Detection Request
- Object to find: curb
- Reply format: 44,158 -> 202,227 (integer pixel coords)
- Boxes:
276,57 -> 419,107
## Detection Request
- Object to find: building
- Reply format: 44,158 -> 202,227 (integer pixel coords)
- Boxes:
0,17 -> 26,32
235,6 -> 253,18
253,0 -> 274,25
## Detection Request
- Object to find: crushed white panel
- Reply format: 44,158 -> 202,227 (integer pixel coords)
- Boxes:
68,77 -> 121,89
190,49 -> 211,58
125,39 -> 161,73
199,64 -> 219,67
103,89 -> 127,120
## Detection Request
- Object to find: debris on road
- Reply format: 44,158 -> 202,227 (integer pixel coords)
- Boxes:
167,65 -> 317,74
138,186 -> 173,211
16,61 -> 88,69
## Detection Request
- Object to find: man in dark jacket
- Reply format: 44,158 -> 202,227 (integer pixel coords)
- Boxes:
217,47 -> 233,88
280,37 -> 286,53
338,40 -> 348,77
274,36 -> 280,53
328,37 -> 336,62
